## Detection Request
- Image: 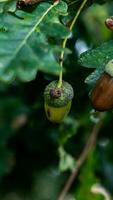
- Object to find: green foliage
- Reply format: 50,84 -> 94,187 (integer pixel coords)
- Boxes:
0,1 -> 69,82
58,146 -> 76,172
81,4 -> 111,45
0,95 -> 28,178
58,117 -> 79,145
79,41 -> 113,69
79,41 -> 113,84
75,152 -> 103,200
0,0 -> 113,199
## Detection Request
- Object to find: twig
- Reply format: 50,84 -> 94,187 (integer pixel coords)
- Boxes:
57,112 -> 105,200
57,0 -> 88,88
68,0 -> 80,7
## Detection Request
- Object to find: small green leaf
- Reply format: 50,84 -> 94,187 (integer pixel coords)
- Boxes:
58,117 -> 79,145
58,146 -> 76,172
85,68 -> 104,85
54,0 -> 68,15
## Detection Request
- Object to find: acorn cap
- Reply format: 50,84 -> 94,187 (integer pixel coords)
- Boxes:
44,80 -> 74,107
105,59 -> 113,77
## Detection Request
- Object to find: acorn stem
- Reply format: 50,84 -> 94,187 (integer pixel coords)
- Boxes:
57,69 -> 63,88
57,37 -> 67,88
58,0 -> 88,88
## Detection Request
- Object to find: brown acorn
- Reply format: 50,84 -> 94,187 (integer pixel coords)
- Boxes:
91,60 -> 113,111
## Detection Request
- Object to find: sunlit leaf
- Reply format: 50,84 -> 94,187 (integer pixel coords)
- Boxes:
58,146 -> 76,172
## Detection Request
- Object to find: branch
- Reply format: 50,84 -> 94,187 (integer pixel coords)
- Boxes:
57,112 -> 105,200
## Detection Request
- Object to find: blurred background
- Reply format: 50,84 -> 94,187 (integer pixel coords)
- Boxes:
0,0 -> 113,199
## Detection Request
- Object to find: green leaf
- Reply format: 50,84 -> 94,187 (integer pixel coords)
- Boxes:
0,1 -> 69,82
58,146 -> 76,172
78,40 -> 113,85
0,0 -> 16,13
39,22 -> 69,38
58,117 -> 79,145
85,68 -> 104,85
75,151 -> 102,200
79,40 -> 113,69
54,0 -> 68,14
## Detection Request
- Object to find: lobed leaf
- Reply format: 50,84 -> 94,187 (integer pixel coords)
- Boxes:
0,1 -> 69,82
78,40 -> 113,84
79,40 -> 113,69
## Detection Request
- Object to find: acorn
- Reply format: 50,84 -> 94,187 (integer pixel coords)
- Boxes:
91,60 -> 113,111
44,80 -> 74,123
105,17 -> 113,31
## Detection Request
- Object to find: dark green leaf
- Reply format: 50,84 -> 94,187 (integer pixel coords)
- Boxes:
0,1 -> 69,82
79,40 -> 113,69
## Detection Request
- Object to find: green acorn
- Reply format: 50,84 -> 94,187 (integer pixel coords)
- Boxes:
44,80 -> 74,123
